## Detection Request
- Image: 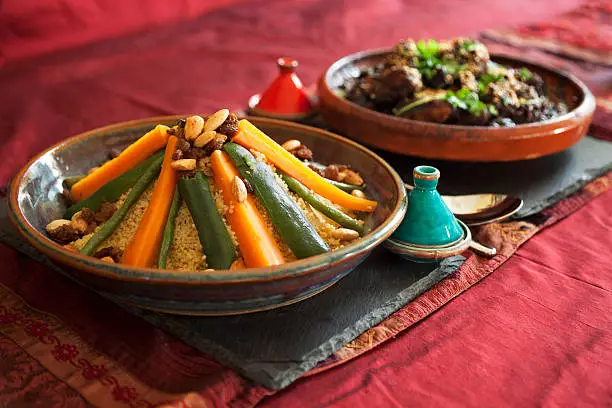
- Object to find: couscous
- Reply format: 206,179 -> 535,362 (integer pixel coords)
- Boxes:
47,110 -> 378,271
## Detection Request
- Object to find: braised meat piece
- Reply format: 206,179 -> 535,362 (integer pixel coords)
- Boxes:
385,40 -> 420,68
458,70 -> 478,93
376,66 -> 423,103
396,99 -> 453,123
346,65 -> 423,112
443,38 -> 490,76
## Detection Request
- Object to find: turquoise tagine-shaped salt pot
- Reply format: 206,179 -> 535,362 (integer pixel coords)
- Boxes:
392,166 -> 463,247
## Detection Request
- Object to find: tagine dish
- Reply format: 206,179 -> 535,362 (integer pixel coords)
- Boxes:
342,37 -> 568,126
44,110 -> 378,272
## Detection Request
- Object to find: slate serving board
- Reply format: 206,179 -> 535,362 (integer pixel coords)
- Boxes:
0,197 -> 463,390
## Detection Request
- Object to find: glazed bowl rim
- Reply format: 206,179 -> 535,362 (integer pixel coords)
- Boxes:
8,115 -> 407,286
320,47 -> 596,133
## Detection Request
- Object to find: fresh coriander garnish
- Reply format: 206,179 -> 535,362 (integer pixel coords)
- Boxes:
416,39 -> 439,60
478,73 -> 504,93
460,40 -> 477,52
518,67 -> 533,81
394,87 -> 494,118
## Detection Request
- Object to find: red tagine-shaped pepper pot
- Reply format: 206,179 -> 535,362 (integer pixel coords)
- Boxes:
249,57 -> 315,120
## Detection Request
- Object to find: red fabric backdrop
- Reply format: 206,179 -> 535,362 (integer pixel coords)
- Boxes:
1,0 -> 611,407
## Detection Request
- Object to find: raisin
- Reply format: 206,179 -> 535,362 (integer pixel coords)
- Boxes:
324,164 -> 347,181
308,164 -> 325,177
203,134 -> 228,155
94,247 -> 123,262
94,201 -> 116,224
217,113 -> 240,138
291,146 -> 313,161
176,138 -> 191,152
48,224 -> 80,244
172,149 -> 184,160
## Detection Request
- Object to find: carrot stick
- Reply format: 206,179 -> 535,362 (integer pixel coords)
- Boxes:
122,136 -> 178,268
232,120 -> 378,212
71,125 -> 170,201
210,150 -> 285,268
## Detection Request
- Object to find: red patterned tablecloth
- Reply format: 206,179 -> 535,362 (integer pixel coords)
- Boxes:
1,0 -> 611,407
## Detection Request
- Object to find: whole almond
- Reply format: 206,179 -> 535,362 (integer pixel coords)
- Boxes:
185,115 -> 205,141
232,176 -> 247,203
204,109 -> 230,132
351,189 -> 366,198
46,219 -> 72,234
70,210 -> 90,234
171,159 -> 196,171
331,228 -> 359,241
281,139 -> 301,151
194,130 -> 217,147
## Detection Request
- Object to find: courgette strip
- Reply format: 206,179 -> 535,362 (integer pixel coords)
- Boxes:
178,172 -> 236,269
224,142 -> 329,259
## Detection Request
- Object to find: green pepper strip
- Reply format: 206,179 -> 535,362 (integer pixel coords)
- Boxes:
157,185 -> 181,269
64,151 -> 165,219
179,172 -> 237,270
304,161 -> 365,192
280,173 -> 365,236
80,153 -> 164,256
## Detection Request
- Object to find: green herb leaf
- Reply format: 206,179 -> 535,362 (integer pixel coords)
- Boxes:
460,40 -> 477,52
478,73 -> 504,93
518,67 -> 533,81
443,88 -> 488,116
416,39 -> 439,59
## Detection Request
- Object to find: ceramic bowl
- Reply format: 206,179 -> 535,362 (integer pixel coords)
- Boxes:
8,116 -> 407,316
318,49 -> 596,162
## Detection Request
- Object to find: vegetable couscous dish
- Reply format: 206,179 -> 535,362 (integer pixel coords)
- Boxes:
46,110 -> 378,271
